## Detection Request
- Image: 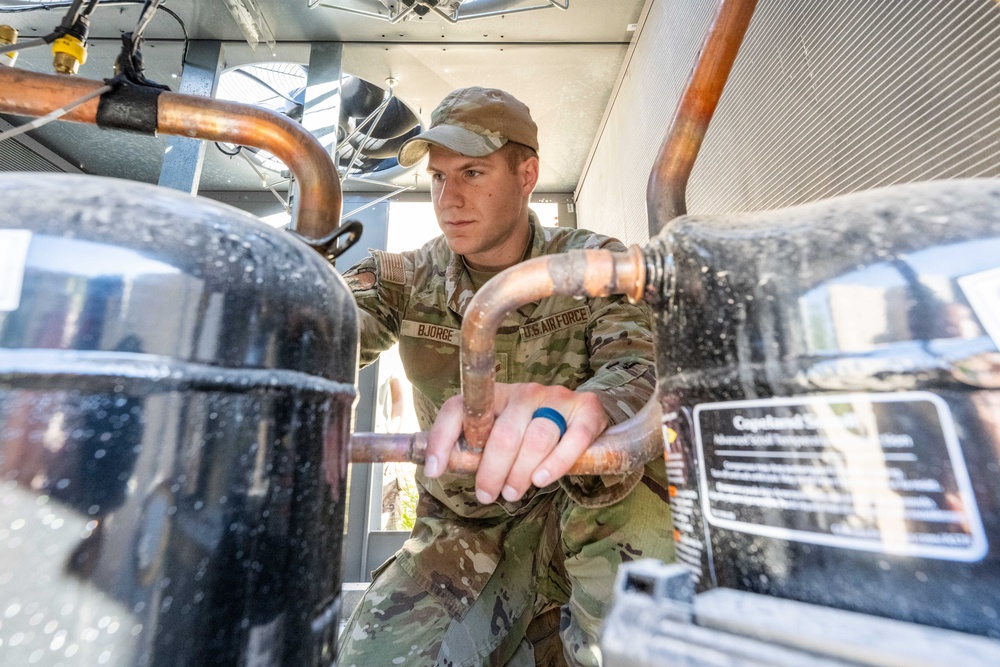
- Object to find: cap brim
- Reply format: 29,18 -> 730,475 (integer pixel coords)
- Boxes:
397,125 -> 508,167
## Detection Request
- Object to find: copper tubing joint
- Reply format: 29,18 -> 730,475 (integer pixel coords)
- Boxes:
350,397 -> 662,476
460,245 -> 646,450
0,67 -> 342,240
348,244 -> 663,476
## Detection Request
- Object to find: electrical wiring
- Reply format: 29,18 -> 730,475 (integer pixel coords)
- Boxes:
0,0 -> 83,53
0,36 -> 49,52
0,82 -> 111,143
215,142 -> 243,157
131,0 -> 159,44
0,1 -> 188,63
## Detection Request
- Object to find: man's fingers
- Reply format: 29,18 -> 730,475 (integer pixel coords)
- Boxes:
427,385 -> 610,501
502,415 -> 564,499
533,416 -> 604,484
425,394 -> 464,478
525,393 -> 607,489
474,388 -> 538,503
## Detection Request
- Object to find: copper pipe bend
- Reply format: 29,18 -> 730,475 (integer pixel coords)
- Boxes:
460,245 -> 646,449
647,0 -> 758,235
0,68 -> 342,240
349,388 -> 662,476
347,245 -> 662,475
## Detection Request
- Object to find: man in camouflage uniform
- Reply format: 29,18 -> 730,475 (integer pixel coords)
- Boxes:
339,87 -> 674,667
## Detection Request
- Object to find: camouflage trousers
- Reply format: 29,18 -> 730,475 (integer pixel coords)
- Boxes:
338,460 -> 675,667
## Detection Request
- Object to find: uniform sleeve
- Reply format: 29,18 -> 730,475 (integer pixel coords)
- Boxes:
578,296 -> 657,424
560,293 -> 658,508
342,252 -> 406,368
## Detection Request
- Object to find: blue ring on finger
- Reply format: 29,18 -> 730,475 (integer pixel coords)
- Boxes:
531,407 -> 568,440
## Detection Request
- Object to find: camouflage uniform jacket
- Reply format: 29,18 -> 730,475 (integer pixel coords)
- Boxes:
343,212 -> 657,616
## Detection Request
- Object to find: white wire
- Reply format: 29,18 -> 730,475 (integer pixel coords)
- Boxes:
0,84 -> 112,143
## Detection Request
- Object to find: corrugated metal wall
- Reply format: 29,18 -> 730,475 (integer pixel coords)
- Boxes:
577,0 -> 1000,244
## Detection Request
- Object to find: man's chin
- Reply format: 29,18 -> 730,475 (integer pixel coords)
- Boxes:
443,237 -> 477,257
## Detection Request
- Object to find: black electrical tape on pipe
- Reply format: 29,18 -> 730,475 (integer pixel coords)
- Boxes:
96,76 -> 163,136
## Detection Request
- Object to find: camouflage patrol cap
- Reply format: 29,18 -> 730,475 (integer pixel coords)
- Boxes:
397,87 -> 539,167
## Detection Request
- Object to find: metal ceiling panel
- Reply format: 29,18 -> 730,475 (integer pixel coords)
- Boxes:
0,0 -> 642,195
0,0 -> 644,43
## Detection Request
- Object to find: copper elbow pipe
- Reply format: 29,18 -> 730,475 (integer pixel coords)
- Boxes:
350,388 -> 662,476
349,0 -> 762,473
348,245 -> 661,474
646,0 -> 757,236
461,245 -> 646,449
0,67 -> 341,239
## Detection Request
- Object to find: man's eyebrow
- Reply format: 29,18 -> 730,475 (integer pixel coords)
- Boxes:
426,158 -> 493,174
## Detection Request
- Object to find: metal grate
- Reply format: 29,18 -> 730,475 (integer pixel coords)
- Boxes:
689,0 -> 1000,214
0,138 -> 65,173
577,0 -> 1000,241
0,118 -> 81,174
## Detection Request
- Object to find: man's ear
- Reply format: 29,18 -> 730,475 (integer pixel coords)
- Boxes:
519,156 -> 539,196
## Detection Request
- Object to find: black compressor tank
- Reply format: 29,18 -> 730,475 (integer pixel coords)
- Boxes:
651,179 -> 1000,638
0,173 -> 357,666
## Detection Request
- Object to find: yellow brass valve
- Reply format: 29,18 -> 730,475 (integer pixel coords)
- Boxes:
0,25 -> 17,68
52,33 -> 87,75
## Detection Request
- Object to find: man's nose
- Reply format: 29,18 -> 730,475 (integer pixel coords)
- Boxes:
435,178 -> 463,208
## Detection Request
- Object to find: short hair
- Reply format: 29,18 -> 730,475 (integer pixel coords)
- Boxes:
500,141 -> 538,173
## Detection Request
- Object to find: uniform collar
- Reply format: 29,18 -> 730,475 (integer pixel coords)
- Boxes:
446,210 -> 545,317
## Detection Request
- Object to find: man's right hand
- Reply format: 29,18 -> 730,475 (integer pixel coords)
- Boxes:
424,382 -> 609,504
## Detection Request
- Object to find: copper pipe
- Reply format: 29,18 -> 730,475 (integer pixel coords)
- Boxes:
646,0 -> 758,237
349,246 -> 659,473
461,245 -> 646,449
0,67 -> 341,239
349,397 -> 662,476
349,0 -> 761,473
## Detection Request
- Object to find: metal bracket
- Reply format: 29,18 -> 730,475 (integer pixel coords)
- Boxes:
287,219 -> 364,261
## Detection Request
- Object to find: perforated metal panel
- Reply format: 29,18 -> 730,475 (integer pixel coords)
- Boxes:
578,0 -> 1000,241
689,0 -> 1000,215
0,119 -> 81,174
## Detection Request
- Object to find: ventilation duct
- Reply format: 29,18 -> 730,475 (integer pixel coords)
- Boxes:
215,63 -> 420,181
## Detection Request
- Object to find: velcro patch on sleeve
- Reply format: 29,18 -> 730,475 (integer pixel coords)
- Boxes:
373,250 -> 406,285
346,271 -> 377,293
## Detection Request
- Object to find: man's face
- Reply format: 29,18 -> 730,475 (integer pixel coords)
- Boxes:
427,144 -> 538,271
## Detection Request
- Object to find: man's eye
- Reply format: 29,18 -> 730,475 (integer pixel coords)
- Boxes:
430,173 -> 445,182
465,170 -> 481,178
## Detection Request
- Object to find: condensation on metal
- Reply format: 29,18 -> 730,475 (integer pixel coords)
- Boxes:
651,179 -> 1000,638
0,349 -> 357,397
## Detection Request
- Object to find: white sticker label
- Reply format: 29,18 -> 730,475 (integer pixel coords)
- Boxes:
958,267 -> 1000,349
0,230 -> 32,312
693,392 -> 987,563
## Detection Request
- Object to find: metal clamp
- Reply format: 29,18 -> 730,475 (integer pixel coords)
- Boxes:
288,219 -> 363,261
